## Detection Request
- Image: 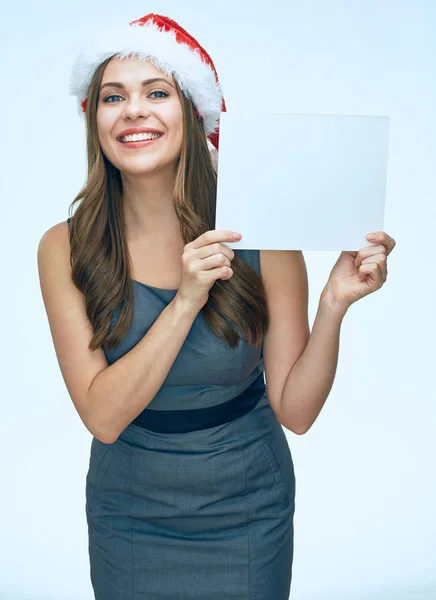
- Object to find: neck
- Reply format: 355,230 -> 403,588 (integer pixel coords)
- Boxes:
120,164 -> 181,241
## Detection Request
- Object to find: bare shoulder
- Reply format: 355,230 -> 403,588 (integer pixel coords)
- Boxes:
259,249 -> 310,433
39,219 -> 69,251
38,220 -> 72,293
37,219 -> 108,439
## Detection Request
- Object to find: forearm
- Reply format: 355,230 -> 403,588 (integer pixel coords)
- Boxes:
279,291 -> 349,435
87,295 -> 199,443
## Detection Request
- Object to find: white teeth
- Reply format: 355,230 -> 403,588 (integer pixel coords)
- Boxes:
120,132 -> 162,142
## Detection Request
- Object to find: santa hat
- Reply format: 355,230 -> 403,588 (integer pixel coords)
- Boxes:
69,13 -> 226,158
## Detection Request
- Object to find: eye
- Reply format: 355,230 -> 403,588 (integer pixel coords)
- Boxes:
102,90 -> 169,103
150,90 -> 169,99
103,94 -> 123,103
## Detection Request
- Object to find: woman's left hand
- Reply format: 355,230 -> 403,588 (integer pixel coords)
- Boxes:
322,231 -> 396,313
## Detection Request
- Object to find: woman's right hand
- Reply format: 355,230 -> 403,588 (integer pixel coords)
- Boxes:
176,230 -> 242,312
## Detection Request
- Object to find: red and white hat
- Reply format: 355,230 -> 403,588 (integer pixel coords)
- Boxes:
69,13 -> 227,153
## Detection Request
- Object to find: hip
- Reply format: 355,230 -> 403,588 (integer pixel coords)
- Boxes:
86,389 -> 296,517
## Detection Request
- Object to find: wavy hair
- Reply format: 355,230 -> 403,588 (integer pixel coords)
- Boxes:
68,56 -> 269,351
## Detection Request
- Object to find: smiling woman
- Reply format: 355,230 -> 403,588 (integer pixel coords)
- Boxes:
38,12 -> 297,600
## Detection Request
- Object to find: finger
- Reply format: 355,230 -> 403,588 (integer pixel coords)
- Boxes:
189,230 -> 242,249
360,253 -> 387,277
196,241 -> 235,261
366,232 -> 396,255
358,261 -> 385,285
355,244 -> 386,267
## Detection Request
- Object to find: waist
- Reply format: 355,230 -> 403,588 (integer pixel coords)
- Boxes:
131,372 -> 266,433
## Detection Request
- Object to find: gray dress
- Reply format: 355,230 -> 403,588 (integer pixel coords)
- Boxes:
67,218 -> 296,599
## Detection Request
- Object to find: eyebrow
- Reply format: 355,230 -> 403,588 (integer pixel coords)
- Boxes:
99,77 -> 175,92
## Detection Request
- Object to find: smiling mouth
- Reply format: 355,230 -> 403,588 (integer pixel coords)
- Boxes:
118,133 -> 163,143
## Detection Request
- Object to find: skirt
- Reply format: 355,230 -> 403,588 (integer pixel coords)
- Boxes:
85,390 -> 296,599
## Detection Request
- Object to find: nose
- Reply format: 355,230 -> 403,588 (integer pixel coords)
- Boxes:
122,95 -> 151,120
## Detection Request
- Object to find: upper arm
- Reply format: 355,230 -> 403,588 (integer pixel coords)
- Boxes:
37,221 -> 109,438
260,249 -> 310,431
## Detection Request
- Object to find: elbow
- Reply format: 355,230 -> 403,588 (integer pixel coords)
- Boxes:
92,423 -> 120,444
84,392 -> 120,444
287,422 -> 309,435
279,415 -> 310,435
293,427 -> 309,435
85,414 -> 120,445
280,418 -> 309,435
278,399 -> 311,435
94,431 -> 119,444
293,419 -> 314,435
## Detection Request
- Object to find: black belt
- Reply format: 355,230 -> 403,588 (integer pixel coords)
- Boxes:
131,371 -> 265,433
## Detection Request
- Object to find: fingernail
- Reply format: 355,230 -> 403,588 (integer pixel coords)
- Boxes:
233,232 -> 242,239
366,234 -> 376,240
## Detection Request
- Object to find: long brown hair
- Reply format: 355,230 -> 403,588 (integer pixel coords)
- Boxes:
68,56 -> 269,351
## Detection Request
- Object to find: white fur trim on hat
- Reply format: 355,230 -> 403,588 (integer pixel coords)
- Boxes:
69,20 -> 223,137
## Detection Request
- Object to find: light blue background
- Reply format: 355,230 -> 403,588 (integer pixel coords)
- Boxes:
1,1 -> 434,599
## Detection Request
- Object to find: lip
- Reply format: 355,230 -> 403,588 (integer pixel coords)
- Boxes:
117,135 -> 163,149
116,127 -> 164,141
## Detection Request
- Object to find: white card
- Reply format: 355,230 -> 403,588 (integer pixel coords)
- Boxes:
215,112 -> 390,251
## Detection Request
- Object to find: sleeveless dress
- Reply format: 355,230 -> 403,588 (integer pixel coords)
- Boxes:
67,218 -> 296,599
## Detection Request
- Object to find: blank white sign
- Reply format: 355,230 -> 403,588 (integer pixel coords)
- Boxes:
215,112 -> 390,251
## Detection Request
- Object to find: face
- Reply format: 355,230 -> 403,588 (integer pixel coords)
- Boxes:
96,57 -> 184,176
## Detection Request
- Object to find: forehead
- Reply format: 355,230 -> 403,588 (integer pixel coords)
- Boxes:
101,56 -> 175,85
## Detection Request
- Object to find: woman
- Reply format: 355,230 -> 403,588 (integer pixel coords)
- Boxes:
38,13 -> 395,600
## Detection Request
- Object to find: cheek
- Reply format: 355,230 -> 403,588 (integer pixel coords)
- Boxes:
163,103 -> 183,134
97,109 -> 114,137
171,112 -> 184,144
169,122 -> 184,156
97,113 -> 116,155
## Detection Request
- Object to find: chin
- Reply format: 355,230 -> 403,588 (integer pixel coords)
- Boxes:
120,159 -> 178,176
